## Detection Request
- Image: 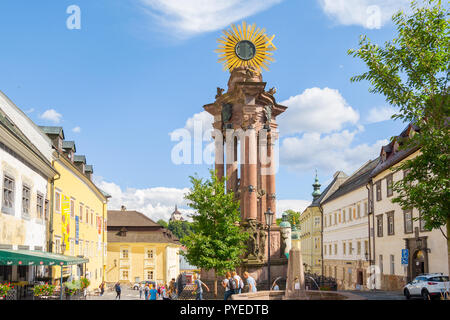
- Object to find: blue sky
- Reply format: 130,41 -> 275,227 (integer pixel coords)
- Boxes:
0,0 -> 412,221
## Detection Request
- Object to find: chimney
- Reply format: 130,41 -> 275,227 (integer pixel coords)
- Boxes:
73,155 -> 86,173
62,141 -> 76,163
84,165 -> 94,180
121,205 -> 127,211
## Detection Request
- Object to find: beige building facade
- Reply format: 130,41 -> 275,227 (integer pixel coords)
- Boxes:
370,124 -> 448,291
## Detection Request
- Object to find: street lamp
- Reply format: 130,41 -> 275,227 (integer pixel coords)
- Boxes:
264,208 -> 274,291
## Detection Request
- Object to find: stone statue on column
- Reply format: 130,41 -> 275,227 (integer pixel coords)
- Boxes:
280,212 -> 292,258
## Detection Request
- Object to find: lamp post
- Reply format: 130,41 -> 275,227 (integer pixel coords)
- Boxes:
264,208 -> 274,291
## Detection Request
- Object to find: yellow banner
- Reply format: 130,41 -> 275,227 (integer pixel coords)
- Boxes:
61,195 -> 71,253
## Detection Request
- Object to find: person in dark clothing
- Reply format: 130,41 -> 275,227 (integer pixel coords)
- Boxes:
99,282 -> 105,296
114,282 -> 121,300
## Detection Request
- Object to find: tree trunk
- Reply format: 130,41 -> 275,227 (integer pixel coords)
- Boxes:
214,270 -> 218,298
447,217 -> 450,277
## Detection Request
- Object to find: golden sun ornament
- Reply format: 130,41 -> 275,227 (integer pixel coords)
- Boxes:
215,21 -> 277,72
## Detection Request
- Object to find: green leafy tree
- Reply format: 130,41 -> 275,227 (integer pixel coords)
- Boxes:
157,219 -> 168,229
168,220 -> 193,241
348,0 -> 449,273
181,170 -> 249,297
276,209 -> 300,228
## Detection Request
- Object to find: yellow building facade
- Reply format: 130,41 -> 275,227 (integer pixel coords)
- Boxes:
41,127 -> 109,291
106,209 -> 181,286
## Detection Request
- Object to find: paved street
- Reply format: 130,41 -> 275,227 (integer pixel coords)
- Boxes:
348,290 -> 406,300
88,287 -> 143,301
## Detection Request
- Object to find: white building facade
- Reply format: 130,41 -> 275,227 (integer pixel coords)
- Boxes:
0,91 -> 57,282
322,159 -> 378,290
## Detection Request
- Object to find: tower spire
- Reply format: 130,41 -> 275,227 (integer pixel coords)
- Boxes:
312,170 -> 322,201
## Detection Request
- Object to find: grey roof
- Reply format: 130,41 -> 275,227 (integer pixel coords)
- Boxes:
371,123 -> 419,177
108,229 -> 180,245
39,126 -> 64,138
62,140 -> 76,152
100,189 -> 111,198
85,164 -> 93,173
322,158 -> 380,205
73,155 -> 86,163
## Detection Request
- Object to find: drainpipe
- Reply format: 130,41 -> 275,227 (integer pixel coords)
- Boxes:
319,205 -> 324,281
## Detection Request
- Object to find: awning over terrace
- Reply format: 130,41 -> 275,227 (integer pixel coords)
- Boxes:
0,249 -> 89,266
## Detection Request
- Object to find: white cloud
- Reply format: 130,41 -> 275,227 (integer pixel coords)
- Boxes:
72,126 -> 81,133
277,199 -> 311,217
170,110 -> 213,141
39,109 -> 62,124
94,176 -> 193,222
139,0 -> 283,37
278,87 -> 359,136
280,130 -> 387,174
366,106 -> 396,123
318,0 -> 411,29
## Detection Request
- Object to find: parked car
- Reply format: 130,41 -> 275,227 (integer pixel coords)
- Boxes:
132,281 -> 156,290
403,273 -> 449,300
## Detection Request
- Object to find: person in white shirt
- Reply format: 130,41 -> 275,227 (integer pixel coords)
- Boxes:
222,272 -> 233,300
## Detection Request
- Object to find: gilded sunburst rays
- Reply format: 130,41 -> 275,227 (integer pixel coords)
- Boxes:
215,21 -> 277,72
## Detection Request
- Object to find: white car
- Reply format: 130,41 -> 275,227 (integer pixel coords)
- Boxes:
403,273 -> 449,300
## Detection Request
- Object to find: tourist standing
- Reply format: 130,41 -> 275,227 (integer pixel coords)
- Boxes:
222,272 -> 233,300
231,271 -> 243,294
144,284 -> 150,300
149,284 -> 158,301
114,282 -> 121,300
162,284 -> 170,300
193,273 -> 209,300
243,272 -> 257,293
139,282 -> 144,299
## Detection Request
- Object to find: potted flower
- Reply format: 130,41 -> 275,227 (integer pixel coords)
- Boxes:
0,283 -> 13,300
80,277 -> 90,299
64,280 -> 82,300
33,283 -> 56,300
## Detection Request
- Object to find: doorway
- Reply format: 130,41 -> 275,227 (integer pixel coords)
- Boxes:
412,250 -> 425,278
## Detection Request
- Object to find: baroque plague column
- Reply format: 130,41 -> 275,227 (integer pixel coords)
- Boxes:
203,22 -> 288,284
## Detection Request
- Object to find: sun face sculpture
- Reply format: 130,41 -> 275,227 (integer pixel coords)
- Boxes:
216,21 -> 277,72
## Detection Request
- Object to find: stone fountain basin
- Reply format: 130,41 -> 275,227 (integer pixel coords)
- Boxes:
231,290 -> 366,300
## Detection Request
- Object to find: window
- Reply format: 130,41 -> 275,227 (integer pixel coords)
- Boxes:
364,202 -> 368,216
349,242 -> 353,255
36,193 -> 44,220
329,244 -> 332,255
339,213 -> 342,223
146,249 -> 154,259
86,242 -> 89,257
379,255 -> 383,274
314,217 -> 320,226
55,237 -> 61,254
390,254 -> 395,275
55,191 -> 61,213
387,211 -> 395,235
79,204 -> 84,222
343,242 -> 346,255
70,239 -> 75,256
386,174 -> 393,197
85,207 -> 89,224
357,241 -> 361,255
334,213 -> 337,225
120,269 -> 129,280
404,210 -> 413,234
342,210 -> 346,223
349,208 -> 353,221
146,270 -> 154,281
70,199 -> 75,219
79,240 -> 84,256
91,210 -> 94,226
2,175 -> 15,213
357,204 -> 361,218
44,199 -> 49,220
376,215 -> 383,237
121,249 -> 129,259
364,241 -> 369,257
419,212 -> 426,232
22,185 -> 30,217
353,208 -> 357,220
334,244 -> 338,255
375,181 -> 382,201
324,245 -> 327,255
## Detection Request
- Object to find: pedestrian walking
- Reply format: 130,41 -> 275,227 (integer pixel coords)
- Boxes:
162,284 -> 170,300
139,282 -> 144,299
169,278 -> 177,300
222,272 -> 233,300
193,273 -> 209,300
144,284 -> 150,300
99,282 -> 105,296
243,272 -> 257,293
114,282 -> 121,300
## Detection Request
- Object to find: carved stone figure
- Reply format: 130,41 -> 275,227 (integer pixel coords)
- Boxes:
247,219 -> 260,259
280,227 -> 292,258
216,87 -> 225,99
221,103 -> 233,123
258,228 -> 267,261
268,87 -> 277,95
264,105 -> 273,124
